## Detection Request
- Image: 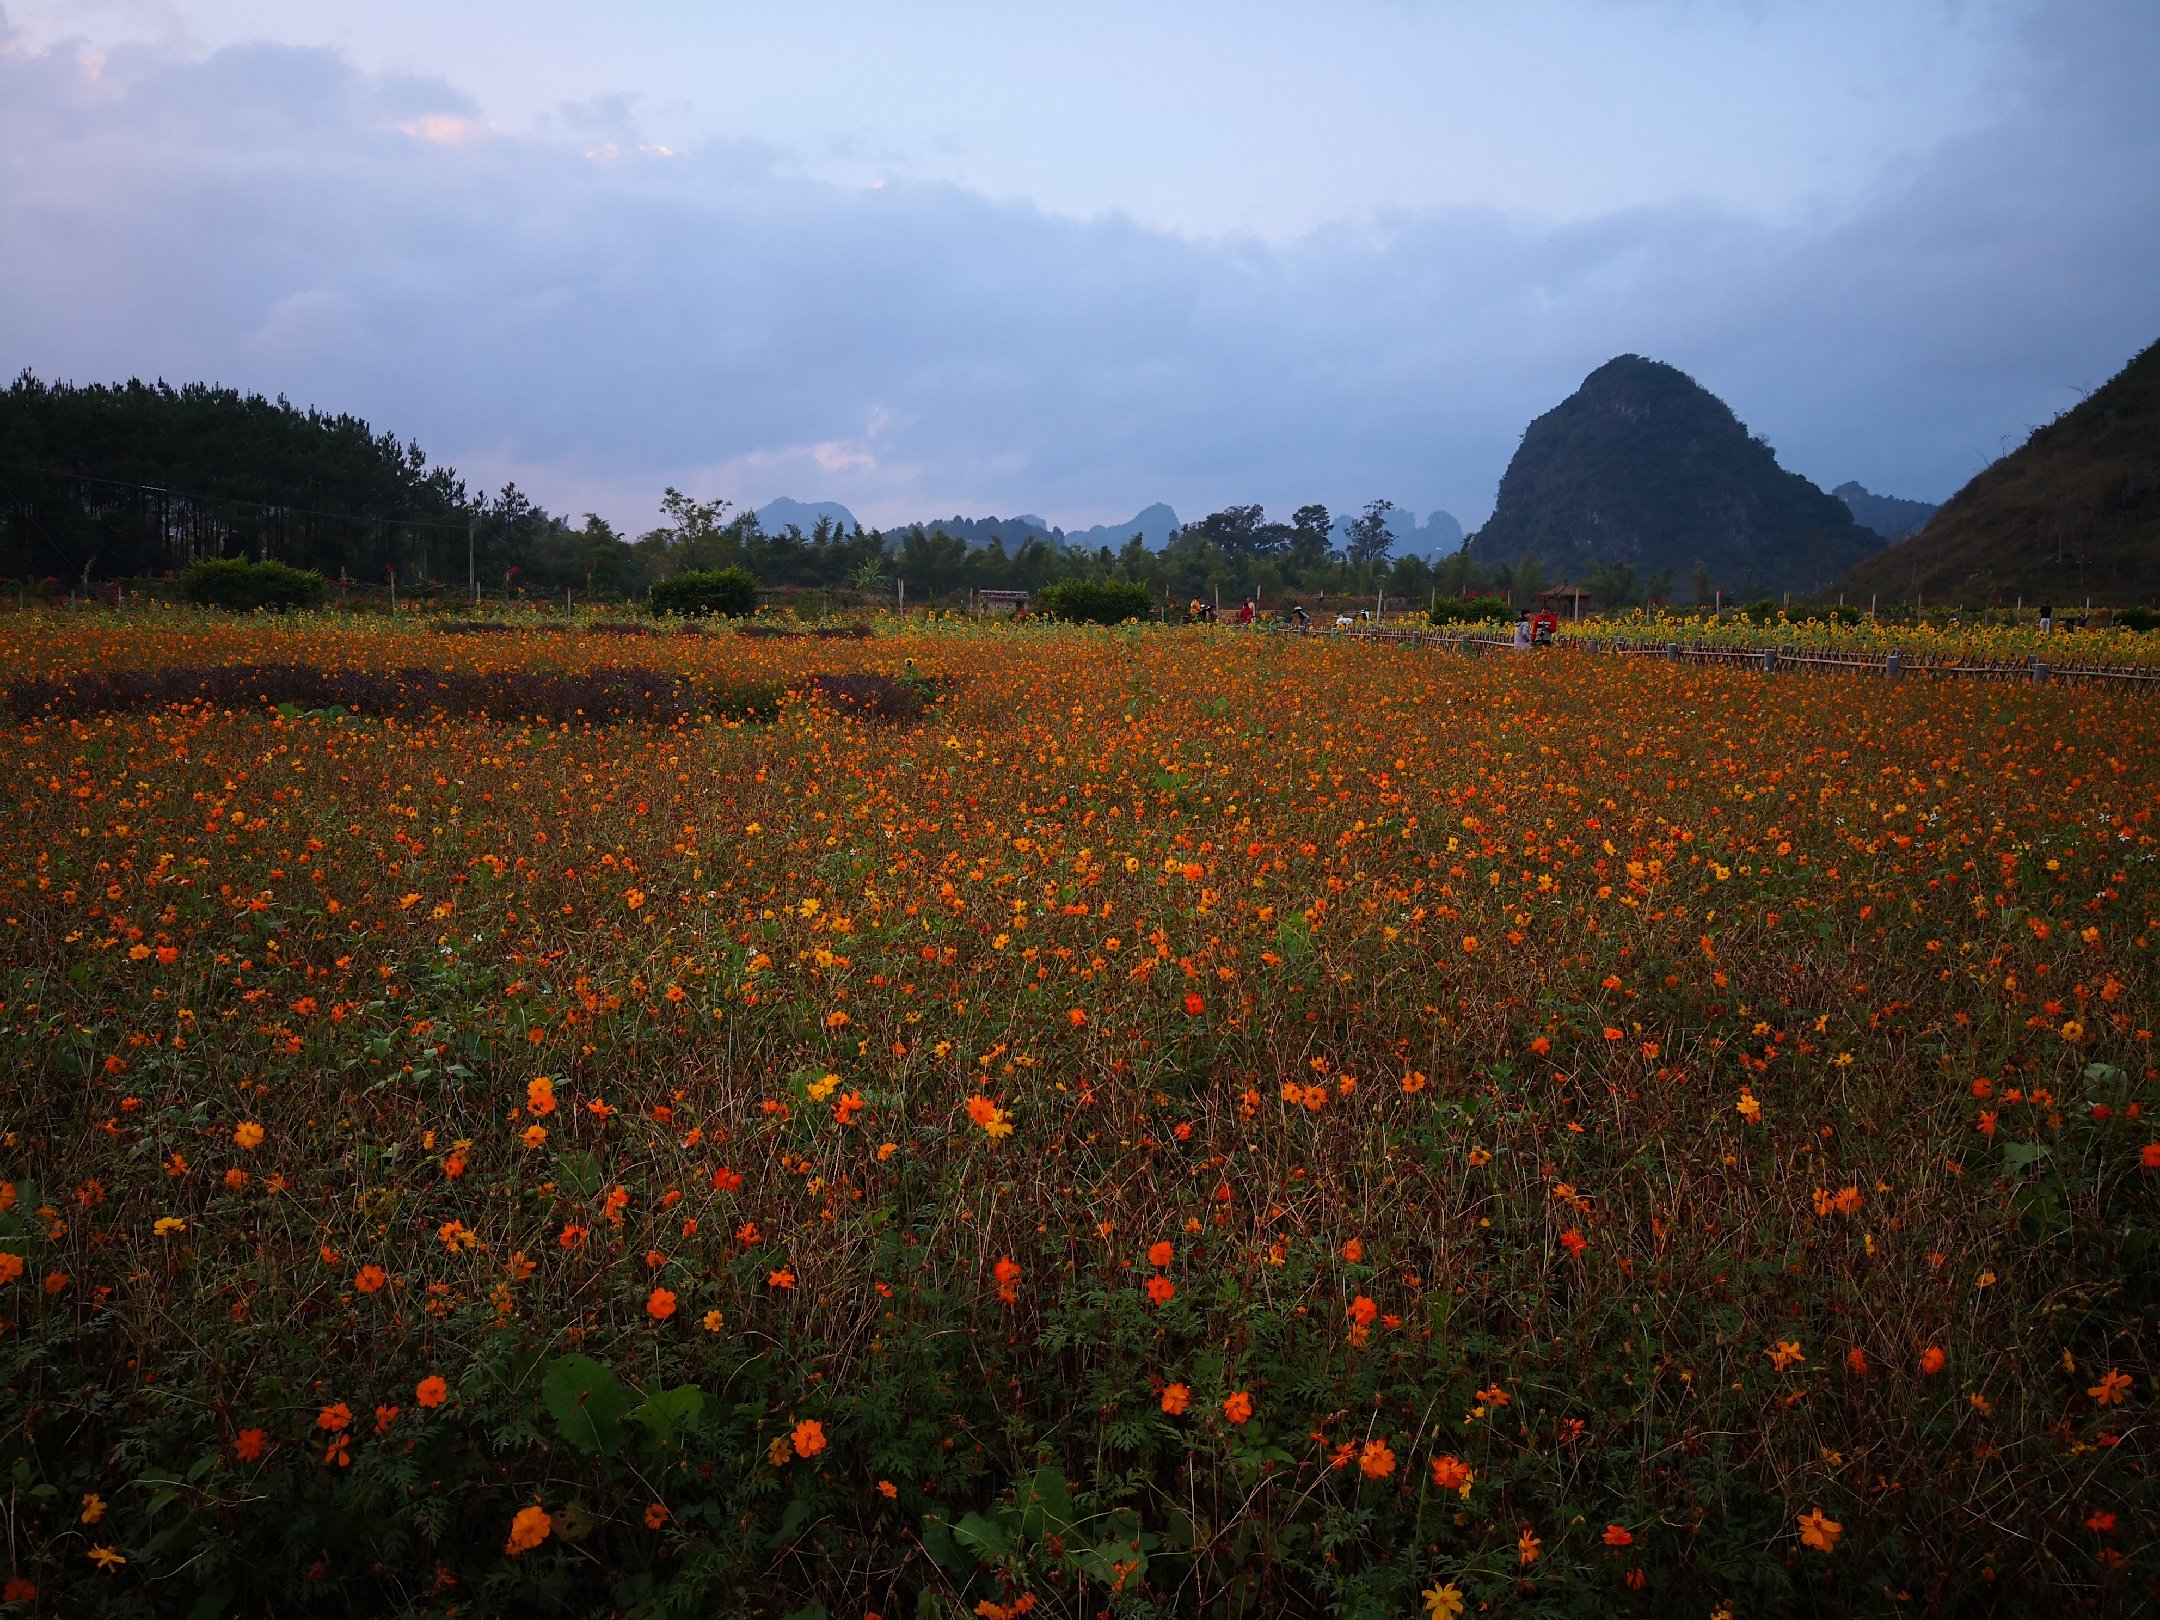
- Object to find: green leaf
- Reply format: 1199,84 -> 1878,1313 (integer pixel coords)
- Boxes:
554,1499 -> 601,1542
540,1354 -> 635,1453
1018,1464 -> 1073,1540
919,1515 -> 975,1576
554,1149 -> 602,1198
2002,1141 -> 2048,1175
626,1383 -> 705,1446
953,1510 -> 1013,1559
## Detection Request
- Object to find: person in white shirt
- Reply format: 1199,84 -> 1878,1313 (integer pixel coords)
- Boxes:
1513,612 -> 1534,650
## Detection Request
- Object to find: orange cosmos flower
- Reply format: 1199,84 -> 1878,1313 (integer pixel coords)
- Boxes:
647,1286 -> 678,1320
769,1268 -> 797,1289
353,1264 -> 388,1294
791,1419 -> 827,1457
644,1502 -> 670,1529
232,1428 -> 267,1462
1797,1508 -> 1842,1553
1221,1390 -> 1253,1424
416,1376 -> 448,1408
316,1402 -> 352,1433
1602,1524 -> 1634,1546
232,1121 -> 265,1150
1357,1439 -> 1396,1479
1182,992 -> 1205,1016
1147,1241 -> 1175,1268
1341,1238 -> 1364,1262
504,1504 -> 552,1555
1160,1383 -> 1191,1415
1430,1454 -> 1474,1495
1919,1346 -> 1946,1376
2087,1368 -> 2132,1405
993,1256 -> 1021,1303
1144,1276 -> 1176,1305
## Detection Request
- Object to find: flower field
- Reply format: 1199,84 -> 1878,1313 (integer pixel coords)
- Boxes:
1,616 -> 2155,1618
1554,610 -> 2160,669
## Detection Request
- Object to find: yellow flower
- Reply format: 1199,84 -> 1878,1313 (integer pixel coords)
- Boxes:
80,1492 -> 106,1524
153,1216 -> 186,1237
1422,1582 -> 1466,1619
232,1121 -> 265,1150
88,1546 -> 127,1570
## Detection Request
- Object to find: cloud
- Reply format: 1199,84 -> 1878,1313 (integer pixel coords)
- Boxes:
0,3 -> 2155,535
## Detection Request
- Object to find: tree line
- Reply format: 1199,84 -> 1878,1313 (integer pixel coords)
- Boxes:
3,371 -> 1680,608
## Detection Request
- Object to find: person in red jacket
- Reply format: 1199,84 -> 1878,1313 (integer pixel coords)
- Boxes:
1237,599 -> 1255,627
1532,606 -> 1558,646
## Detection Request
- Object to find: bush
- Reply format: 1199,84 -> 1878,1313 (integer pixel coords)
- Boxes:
1035,578 -> 1153,625
1427,595 -> 1514,626
2113,605 -> 2158,634
649,567 -> 757,618
177,557 -> 325,611
1744,598 -> 1781,625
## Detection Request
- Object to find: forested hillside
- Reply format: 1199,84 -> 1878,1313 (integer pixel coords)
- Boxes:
1838,336 -> 2160,605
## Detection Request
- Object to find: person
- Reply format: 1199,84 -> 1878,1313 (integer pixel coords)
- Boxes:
1513,611 -> 1534,650
2039,604 -> 2053,636
1532,605 -> 1557,646
1238,598 -> 1255,627
1292,603 -> 1310,629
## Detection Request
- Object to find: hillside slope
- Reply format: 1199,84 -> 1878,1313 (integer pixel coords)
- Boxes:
1838,337 -> 2160,606
1468,356 -> 1885,596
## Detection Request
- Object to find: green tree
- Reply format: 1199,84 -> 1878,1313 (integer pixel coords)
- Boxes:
1344,500 -> 1396,566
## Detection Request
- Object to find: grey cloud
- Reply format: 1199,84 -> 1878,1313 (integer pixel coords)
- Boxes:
2,1 -> 2156,535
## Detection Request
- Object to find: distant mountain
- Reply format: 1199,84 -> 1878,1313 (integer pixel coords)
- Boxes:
1833,482 -> 1938,542
1065,503 -> 1180,550
755,497 -> 859,534
1837,337 -> 2160,606
1372,508 -> 1464,557
890,513 -> 1057,548
1467,355 -> 1886,596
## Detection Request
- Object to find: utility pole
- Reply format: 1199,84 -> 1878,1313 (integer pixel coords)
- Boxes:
467,515 -> 476,604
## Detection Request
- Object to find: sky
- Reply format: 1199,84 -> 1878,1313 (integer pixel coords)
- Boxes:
2,0 -> 2157,536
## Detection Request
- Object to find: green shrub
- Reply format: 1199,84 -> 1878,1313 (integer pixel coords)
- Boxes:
2113,605 -> 2158,633
1035,578 -> 1153,625
649,567 -> 758,618
1744,598 -> 1781,625
1427,595 -> 1513,625
177,557 -> 326,611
